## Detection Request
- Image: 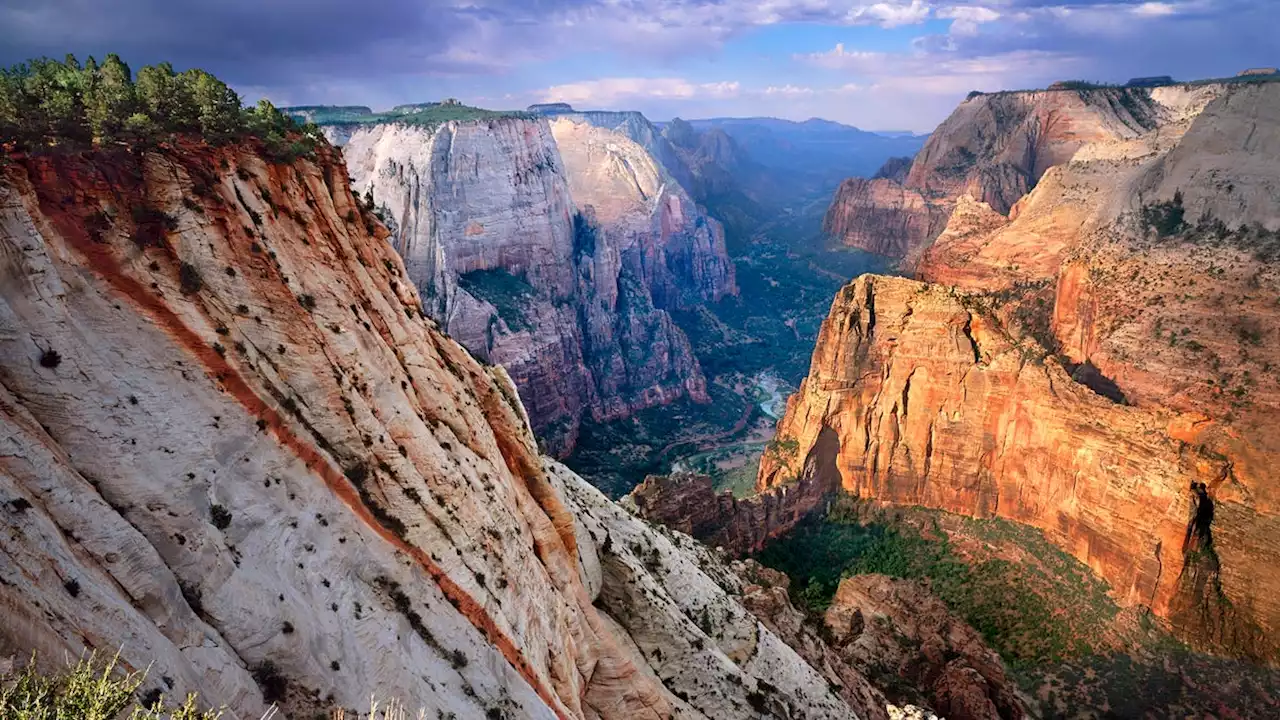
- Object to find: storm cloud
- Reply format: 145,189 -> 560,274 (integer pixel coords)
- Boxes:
2,1 -> 1276,130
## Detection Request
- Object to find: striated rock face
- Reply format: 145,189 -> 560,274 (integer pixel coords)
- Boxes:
0,139 -> 860,719
759,274 -> 1280,661
335,117 -> 733,455
773,83 -> 1280,665
823,178 -> 952,258
626,460 -> 837,557
732,560 -> 891,720
823,576 -> 1025,720
825,85 -> 1222,260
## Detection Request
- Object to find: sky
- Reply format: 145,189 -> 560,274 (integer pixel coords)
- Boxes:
2,1 -> 1277,132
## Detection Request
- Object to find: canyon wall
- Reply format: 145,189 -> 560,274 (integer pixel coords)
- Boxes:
824,85 -> 1221,261
334,116 -> 734,455
765,82 -> 1280,662
0,139 -> 864,719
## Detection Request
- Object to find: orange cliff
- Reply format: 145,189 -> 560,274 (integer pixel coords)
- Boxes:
824,85 -> 1220,262
754,81 -> 1280,663
758,275 -> 1280,661
0,138 -> 868,719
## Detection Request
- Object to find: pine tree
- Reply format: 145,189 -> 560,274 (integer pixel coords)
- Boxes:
135,62 -> 197,133
180,69 -> 243,142
84,53 -> 137,144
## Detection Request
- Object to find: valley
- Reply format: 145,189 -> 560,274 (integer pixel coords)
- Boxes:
565,176 -> 895,497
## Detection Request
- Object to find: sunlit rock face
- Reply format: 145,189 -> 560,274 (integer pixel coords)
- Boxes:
764,82 -> 1280,665
335,115 -> 734,455
0,138 -> 862,719
824,85 -> 1224,262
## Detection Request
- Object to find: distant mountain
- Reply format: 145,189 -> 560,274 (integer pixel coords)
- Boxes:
666,117 -> 928,195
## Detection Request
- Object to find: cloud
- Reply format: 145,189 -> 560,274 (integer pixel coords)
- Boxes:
938,5 -> 1002,35
846,0 -> 933,27
1132,2 -> 1178,16
2,1 -> 1276,131
538,77 -> 741,106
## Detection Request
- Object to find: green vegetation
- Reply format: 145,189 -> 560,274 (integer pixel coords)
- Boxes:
1140,203 -> 1280,262
569,381 -> 756,498
0,653 -> 221,719
756,496 -> 1118,664
571,212 -> 597,258
0,54 -> 322,158
1142,190 -> 1187,238
286,102 -> 531,133
458,268 -> 536,332
566,184 -> 891,495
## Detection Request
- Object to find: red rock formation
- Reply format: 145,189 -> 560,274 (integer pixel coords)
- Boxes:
824,86 -> 1213,260
758,275 -> 1279,661
627,436 -> 840,556
0,136 -> 875,720
823,178 -> 952,258
824,575 -> 1025,720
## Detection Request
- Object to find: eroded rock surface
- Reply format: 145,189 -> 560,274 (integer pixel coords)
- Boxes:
825,85 -> 1224,260
334,115 -> 733,455
0,139 -> 855,719
824,576 -> 1025,720
758,273 -> 1279,661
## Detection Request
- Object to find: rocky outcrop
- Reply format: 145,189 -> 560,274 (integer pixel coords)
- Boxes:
823,178 -> 952,258
872,157 -> 912,183
731,560 -> 890,720
528,105 -> 697,194
334,116 -> 734,454
775,83 -> 1280,664
823,576 -> 1025,720
0,138 -> 862,719
825,85 -> 1223,260
758,274 -> 1280,662
626,459 -> 837,557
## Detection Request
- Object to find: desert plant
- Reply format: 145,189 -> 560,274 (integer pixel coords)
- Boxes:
0,652 -> 224,719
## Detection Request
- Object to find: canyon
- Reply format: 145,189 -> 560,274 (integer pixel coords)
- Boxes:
754,81 -> 1280,663
0,132 -> 887,719
317,105 -> 735,456
4,49 -> 1280,720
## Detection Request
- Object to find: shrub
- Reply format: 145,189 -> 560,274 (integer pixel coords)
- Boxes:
0,652 -> 222,719
1141,190 -> 1187,238
39,348 -> 62,368
209,504 -> 231,530
449,649 -> 468,669
250,661 -> 287,705
178,262 -> 203,294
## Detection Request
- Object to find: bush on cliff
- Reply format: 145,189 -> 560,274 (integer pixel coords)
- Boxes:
0,54 -> 321,157
0,652 -> 221,719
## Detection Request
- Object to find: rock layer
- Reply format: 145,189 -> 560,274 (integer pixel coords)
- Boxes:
0,139 -> 858,719
759,274 -> 1279,661
824,85 -> 1222,260
335,116 -> 733,454
824,575 -> 1025,720
773,82 -> 1280,663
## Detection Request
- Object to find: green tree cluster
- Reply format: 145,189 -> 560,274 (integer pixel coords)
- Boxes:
0,53 -> 320,158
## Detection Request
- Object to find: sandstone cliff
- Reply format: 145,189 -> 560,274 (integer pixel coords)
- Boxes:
333,116 -> 733,455
825,85 -> 1221,260
0,139 -> 862,719
759,273 -> 1279,661
782,83 -> 1280,663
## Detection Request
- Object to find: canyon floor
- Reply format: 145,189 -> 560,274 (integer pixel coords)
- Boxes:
564,188 -> 892,497
756,497 -> 1280,718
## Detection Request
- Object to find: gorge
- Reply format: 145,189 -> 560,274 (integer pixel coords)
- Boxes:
3,49 -> 1280,720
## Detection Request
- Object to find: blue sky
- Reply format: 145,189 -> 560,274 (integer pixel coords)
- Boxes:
3,1 -> 1278,132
